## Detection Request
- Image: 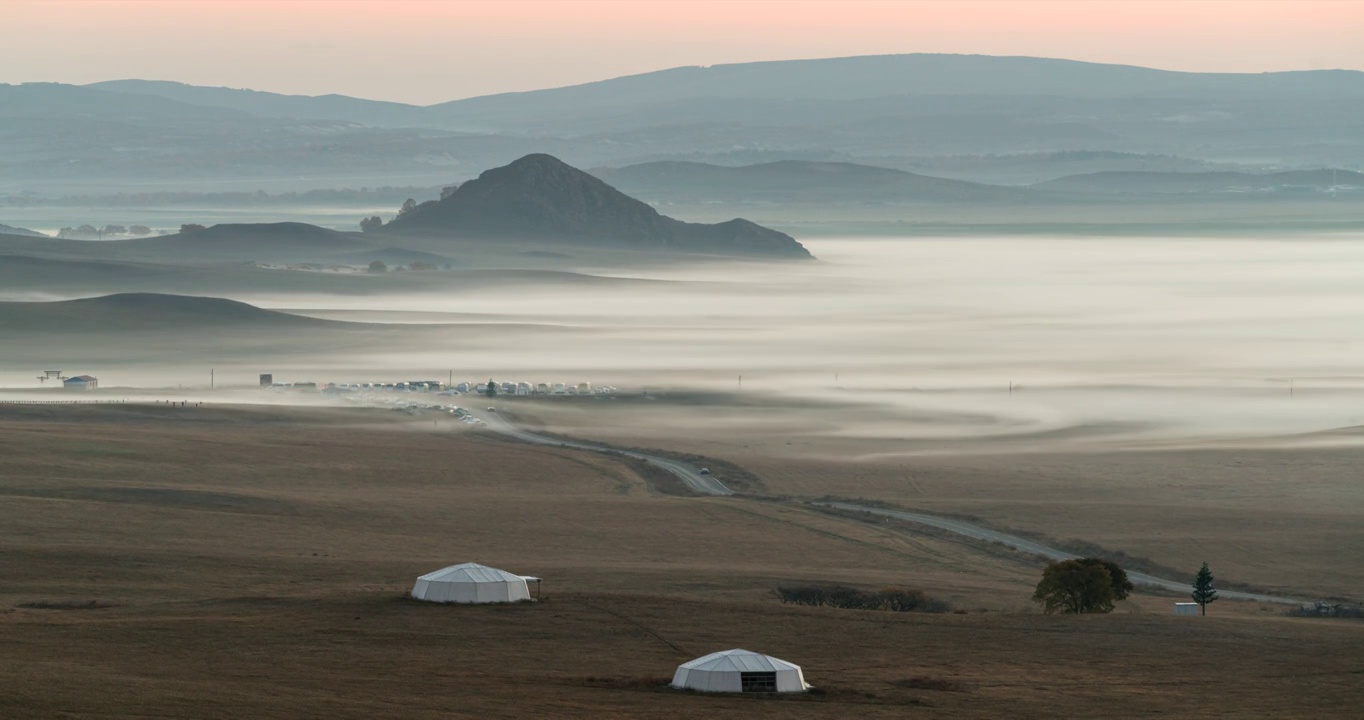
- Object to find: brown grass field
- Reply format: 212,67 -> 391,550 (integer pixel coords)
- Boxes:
1,403 -> 1361,719
508,397 -> 1364,601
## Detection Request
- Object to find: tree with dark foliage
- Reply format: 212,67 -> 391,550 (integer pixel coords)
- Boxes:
1074,557 -> 1134,601
1192,562 -> 1218,615
367,260 -> 387,273
1032,558 -> 1131,614
179,223 -> 206,234
398,198 -> 417,216
485,379 -> 497,397
359,215 -> 383,232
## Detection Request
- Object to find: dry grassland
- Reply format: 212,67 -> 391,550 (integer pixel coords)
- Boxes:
0,404 -> 1360,719
508,398 -> 1364,601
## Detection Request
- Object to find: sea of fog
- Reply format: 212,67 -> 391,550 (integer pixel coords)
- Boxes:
10,236 -> 1364,447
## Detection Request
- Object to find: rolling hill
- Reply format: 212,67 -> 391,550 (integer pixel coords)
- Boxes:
0,224 -> 45,237
1034,169 -> 1364,194
0,223 -> 372,264
0,293 -> 334,333
382,154 -> 812,258
594,160 -> 1031,204
125,222 -> 371,261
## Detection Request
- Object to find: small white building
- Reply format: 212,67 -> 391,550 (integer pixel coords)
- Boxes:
671,649 -> 809,694
1174,602 -> 1199,616
63,375 -> 98,391
410,562 -> 532,604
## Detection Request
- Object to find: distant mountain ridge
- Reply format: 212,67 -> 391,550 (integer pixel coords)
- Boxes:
85,79 -> 435,128
383,154 -> 812,258
1035,169 -> 1364,194
594,160 -> 1030,204
3,54 -> 1361,193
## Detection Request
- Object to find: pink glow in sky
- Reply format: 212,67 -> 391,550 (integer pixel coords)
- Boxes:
4,0 -> 1363,104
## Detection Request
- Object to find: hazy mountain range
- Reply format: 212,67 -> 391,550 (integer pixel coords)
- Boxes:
4,54 -> 1363,195
0,155 -> 810,264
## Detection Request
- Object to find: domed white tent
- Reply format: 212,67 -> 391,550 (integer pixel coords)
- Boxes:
671,649 -> 809,693
410,562 -> 532,604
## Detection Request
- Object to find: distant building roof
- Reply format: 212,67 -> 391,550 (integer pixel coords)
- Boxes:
65,375 -> 97,383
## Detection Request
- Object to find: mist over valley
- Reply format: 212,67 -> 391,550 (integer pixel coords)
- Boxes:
5,17 -> 1364,718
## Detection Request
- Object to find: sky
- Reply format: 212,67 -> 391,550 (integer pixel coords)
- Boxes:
4,0 -> 1364,105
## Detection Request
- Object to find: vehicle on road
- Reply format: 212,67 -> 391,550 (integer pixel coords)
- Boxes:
699,468 -> 711,475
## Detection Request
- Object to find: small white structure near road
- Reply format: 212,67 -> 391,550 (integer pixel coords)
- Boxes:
1174,602 -> 1199,616
410,562 -> 532,604
671,649 -> 809,693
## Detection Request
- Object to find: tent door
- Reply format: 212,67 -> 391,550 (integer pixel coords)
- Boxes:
740,672 -> 777,693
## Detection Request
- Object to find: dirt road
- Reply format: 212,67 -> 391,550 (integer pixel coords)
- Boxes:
478,410 -> 1304,605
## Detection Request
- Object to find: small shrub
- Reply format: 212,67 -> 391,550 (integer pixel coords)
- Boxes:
1285,604 -> 1363,619
775,585 -> 951,613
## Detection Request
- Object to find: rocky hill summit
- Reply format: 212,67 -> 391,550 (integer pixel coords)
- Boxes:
383,154 -> 812,259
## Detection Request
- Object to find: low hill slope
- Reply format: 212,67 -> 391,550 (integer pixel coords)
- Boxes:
0,224 -> 45,237
383,154 -> 812,259
328,247 -> 456,267
124,223 -> 370,261
594,160 -> 1029,204
0,255 -> 181,290
0,223 -> 373,265
0,293 -> 333,333
1034,169 -> 1364,194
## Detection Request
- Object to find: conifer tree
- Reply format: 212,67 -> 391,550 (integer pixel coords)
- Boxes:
1192,561 -> 1218,615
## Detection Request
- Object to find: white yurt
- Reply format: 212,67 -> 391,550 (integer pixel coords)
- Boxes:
410,562 -> 533,604
671,649 -> 809,693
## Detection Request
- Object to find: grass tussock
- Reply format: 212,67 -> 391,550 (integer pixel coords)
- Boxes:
1285,605 -> 1363,620
580,676 -> 673,691
18,599 -> 118,611
892,676 -> 970,693
775,585 -> 952,613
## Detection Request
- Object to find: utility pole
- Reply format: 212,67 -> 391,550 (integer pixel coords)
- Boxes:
211,368 -> 215,390
738,374 -> 743,390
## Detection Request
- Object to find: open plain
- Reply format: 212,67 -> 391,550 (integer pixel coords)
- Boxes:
1,403 -> 1361,719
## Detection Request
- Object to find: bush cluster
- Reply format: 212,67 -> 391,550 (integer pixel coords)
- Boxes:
775,585 -> 952,613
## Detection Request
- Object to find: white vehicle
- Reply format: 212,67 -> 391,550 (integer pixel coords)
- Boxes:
699,468 -> 711,475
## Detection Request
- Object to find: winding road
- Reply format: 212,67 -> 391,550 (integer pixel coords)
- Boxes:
813,502 -> 1301,604
474,409 -> 734,495
474,409 -> 1304,605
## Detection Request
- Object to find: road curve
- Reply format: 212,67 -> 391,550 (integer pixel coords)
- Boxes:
473,409 -> 734,496
474,410 -> 1302,604
815,502 -> 1303,605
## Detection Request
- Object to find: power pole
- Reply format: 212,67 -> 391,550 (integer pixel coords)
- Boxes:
211,368 -> 215,390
